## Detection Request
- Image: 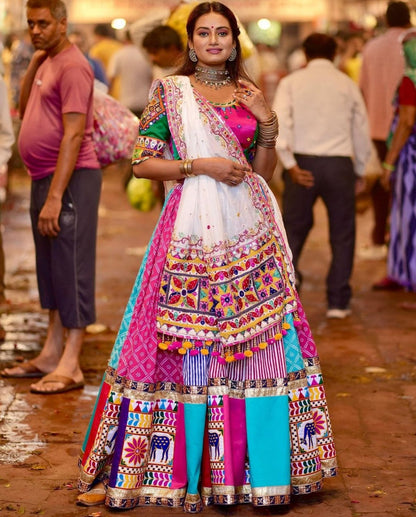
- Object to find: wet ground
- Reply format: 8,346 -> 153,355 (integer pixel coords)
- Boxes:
0,166 -> 415,517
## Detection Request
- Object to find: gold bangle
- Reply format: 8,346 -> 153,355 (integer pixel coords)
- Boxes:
382,161 -> 395,171
180,159 -> 195,178
187,159 -> 195,177
257,111 -> 279,148
257,140 -> 277,149
259,111 -> 277,125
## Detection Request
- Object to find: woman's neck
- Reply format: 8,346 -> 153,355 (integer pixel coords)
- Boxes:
194,65 -> 232,89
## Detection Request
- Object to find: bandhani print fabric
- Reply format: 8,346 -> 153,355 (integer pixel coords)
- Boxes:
78,75 -> 337,513
387,87 -> 416,292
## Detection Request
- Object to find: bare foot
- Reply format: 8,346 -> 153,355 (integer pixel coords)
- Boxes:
30,369 -> 84,395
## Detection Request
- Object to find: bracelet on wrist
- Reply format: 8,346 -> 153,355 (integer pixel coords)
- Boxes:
259,111 -> 278,126
257,111 -> 279,148
382,161 -> 395,171
179,159 -> 195,178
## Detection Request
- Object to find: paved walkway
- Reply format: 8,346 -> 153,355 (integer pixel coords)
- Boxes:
0,167 -> 415,517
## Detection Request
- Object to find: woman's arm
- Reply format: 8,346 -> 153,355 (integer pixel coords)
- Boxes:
234,80 -> 278,181
133,156 -> 251,187
381,104 -> 416,189
251,136 -> 278,182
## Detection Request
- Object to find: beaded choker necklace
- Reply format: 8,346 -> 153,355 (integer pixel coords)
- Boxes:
194,66 -> 231,89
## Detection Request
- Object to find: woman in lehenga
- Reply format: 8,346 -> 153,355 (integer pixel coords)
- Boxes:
77,2 -> 337,512
373,28 -> 416,305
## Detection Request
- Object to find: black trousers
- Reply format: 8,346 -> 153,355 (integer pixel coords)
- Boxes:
30,168 -> 102,328
282,154 -> 356,310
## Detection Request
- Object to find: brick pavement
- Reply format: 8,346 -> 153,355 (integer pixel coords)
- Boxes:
0,166 -> 415,517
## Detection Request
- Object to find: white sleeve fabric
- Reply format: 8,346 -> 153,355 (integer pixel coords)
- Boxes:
350,85 -> 372,177
272,78 -> 297,171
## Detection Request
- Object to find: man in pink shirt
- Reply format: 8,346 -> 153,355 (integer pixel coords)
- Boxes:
359,1 -> 411,261
1,0 -> 102,394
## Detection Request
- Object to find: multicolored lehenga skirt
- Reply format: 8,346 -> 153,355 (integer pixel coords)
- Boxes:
78,173 -> 337,513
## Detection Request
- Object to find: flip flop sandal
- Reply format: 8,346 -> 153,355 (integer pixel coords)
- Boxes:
0,361 -> 47,378
30,374 -> 84,395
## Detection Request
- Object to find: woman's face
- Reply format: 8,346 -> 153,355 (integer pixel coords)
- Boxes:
190,11 -> 234,69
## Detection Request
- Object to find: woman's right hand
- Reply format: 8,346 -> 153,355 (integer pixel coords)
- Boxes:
193,157 -> 251,186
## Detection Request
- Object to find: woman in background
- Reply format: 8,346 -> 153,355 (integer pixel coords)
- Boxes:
374,28 -> 416,305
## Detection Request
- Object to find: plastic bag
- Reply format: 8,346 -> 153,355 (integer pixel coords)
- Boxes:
92,88 -> 139,167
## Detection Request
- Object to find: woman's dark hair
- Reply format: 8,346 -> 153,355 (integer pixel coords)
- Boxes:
175,1 -> 250,84
302,33 -> 337,61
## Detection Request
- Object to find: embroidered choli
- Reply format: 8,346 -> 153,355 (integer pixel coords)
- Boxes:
132,81 -> 258,166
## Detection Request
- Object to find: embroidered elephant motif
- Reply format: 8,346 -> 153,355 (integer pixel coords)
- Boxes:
208,431 -> 221,459
105,426 -> 117,454
150,434 -> 171,462
301,422 -> 316,449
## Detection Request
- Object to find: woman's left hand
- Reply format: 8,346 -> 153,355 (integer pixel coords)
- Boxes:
381,167 -> 392,191
234,80 -> 272,122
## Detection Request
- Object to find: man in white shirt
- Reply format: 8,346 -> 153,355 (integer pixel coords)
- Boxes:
107,29 -> 153,117
273,32 -> 371,319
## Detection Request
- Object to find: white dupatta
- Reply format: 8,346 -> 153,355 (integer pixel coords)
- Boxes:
164,75 -> 289,257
